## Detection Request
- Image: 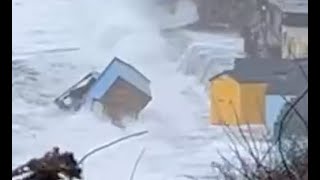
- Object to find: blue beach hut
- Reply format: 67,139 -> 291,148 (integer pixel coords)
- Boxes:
86,57 -> 152,121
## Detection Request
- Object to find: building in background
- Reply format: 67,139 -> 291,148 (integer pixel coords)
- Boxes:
208,58 -> 307,134
244,0 -> 308,59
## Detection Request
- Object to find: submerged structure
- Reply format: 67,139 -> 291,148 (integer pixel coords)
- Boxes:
86,57 -> 152,121
54,72 -> 100,111
54,57 -> 152,124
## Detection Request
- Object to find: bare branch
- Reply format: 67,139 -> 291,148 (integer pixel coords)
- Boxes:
280,95 -> 308,129
176,175 -> 199,180
277,88 -> 308,179
297,63 -> 308,83
230,103 -> 265,171
129,148 -> 146,180
217,150 -> 252,180
79,131 -> 148,165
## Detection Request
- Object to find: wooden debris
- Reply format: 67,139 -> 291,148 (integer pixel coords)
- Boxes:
12,147 -> 82,180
